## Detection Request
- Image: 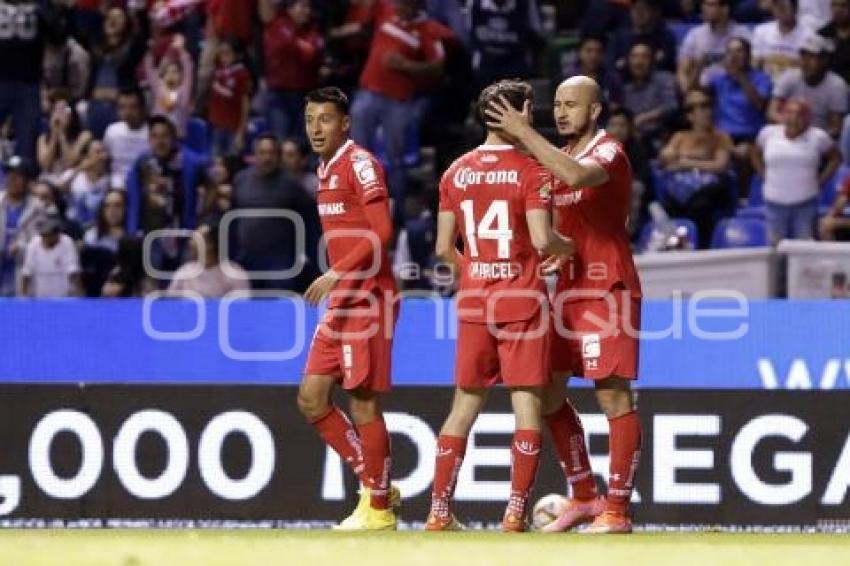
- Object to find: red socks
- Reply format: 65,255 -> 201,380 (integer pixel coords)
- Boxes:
310,407 -> 392,510
357,417 -> 392,510
310,405 -> 366,480
606,411 -> 642,514
507,429 -> 542,516
544,401 -> 598,501
430,435 -> 467,517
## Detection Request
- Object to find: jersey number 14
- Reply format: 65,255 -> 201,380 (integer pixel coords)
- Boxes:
459,199 -> 514,259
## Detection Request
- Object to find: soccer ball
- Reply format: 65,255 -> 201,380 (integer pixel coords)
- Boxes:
531,493 -> 568,530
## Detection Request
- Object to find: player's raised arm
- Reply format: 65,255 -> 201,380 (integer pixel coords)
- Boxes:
485,76 -> 612,190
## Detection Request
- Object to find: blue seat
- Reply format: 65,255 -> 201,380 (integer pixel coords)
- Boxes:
819,166 -> 847,214
711,217 -> 768,248
185,117 -> 211,155
638,217 -> 699,252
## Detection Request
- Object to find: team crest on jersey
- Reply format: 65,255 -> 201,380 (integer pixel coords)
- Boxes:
538,181 -> 552,201
582,334 -> 601,359
353,159 -> 377,186
594,142 -> 618,163
329,175 -> 339,190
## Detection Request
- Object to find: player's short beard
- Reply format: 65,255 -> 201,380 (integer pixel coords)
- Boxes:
561,121 -> 592,145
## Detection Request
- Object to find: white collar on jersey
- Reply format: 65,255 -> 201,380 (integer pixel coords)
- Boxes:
478,144 -> 514,151
318,139 -> 354,179
572,129 -> 607,160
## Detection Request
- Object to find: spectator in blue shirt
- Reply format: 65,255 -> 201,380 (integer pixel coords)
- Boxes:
701,35 -> 771,188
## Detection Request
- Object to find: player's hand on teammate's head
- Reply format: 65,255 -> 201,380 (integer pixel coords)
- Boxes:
484,96 -> 531,141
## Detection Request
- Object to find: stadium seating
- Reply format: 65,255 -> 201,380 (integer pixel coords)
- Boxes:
711,217 -> 768,248
740,169 -> 846,219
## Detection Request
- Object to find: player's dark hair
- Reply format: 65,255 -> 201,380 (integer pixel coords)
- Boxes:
726,35 -> 752,56
477,79 -> 533,129
305,87 -> 350,115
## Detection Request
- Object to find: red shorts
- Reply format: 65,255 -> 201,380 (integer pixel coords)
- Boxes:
304,303 -> 398,392
455,313 -> 551,389
551,290 -> 641,380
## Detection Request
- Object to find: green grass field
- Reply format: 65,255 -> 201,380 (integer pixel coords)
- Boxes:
1,530 -> 849,566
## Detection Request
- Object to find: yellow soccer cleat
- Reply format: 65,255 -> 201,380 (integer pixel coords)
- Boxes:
333,485 -> 401,531
362,506 -> 398,531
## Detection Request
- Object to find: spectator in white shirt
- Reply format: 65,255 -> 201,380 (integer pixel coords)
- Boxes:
677,0 -> 751,93
752,0 -> 805,80
752,98 -> 841,243
103,89 -> 149,190
21,215 -> 82,297
168,217 -> 249,298
768,32 -> 848,137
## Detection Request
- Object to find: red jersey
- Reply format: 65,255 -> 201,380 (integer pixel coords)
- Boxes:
263,13 -> 324,91
553,130 -> 641,300
344,0 -> 394,55
207,0 -> 256,43
359,12 -> 446,101
209,62 -> 251,132
439,145 -> 553,324
316,140 -> 397,309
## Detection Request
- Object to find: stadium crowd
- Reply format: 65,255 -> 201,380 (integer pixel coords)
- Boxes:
2,0 -> 850,298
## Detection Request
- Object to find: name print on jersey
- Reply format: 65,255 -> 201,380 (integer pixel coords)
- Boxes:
317,202 -> 346,216
453,168 -> 520,191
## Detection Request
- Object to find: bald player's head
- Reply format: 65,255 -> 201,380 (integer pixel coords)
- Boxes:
553,75 -> 603,141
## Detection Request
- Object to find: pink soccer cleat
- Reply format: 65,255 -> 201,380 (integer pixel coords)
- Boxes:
581,511 -> 633,534
540,496 -> 605,533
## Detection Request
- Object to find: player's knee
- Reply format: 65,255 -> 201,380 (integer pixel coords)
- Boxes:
349,399 -> 379,425
348,389 -> 381,425
297,389 -> 327,421
595,387 -> 634,419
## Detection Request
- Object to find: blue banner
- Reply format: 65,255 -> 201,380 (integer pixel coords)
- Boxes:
0,299 -> 848,389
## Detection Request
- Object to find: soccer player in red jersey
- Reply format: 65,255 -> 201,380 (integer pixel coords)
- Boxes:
426,80 -> 575,532
299,87 -> 400,531
486,76 -> 643,534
